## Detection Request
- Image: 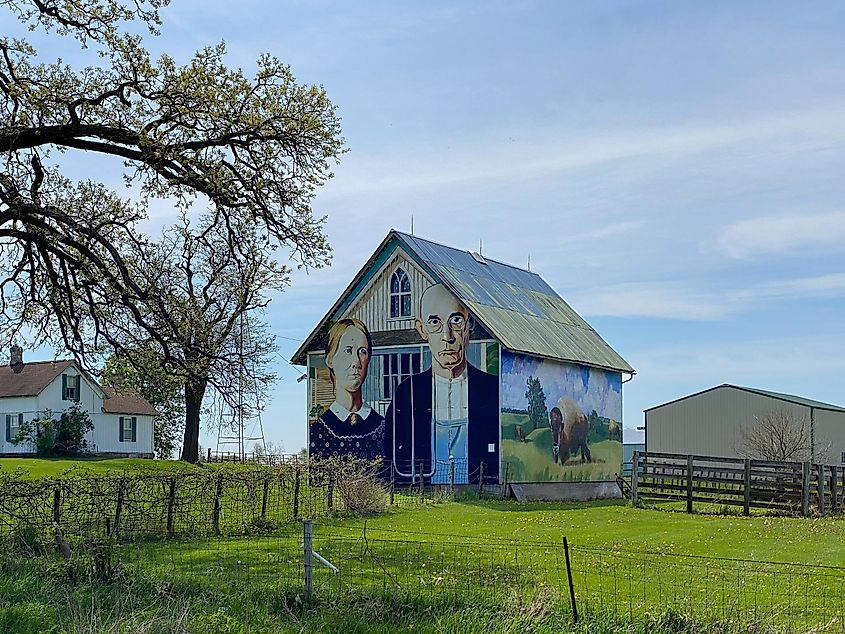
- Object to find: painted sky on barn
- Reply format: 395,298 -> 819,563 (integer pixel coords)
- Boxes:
15,2 -> 845,453
501,355 -> 622,423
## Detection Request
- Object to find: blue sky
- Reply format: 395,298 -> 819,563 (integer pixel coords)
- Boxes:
16,1 -> 845,451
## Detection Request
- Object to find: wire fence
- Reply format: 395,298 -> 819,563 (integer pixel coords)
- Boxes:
0,458 -> 506,540
26,521 -> 840,633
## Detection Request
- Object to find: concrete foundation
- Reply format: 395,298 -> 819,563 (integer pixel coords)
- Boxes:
510,481 -> 622,502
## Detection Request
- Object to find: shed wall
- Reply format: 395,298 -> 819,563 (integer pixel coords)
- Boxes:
814,409 -> 845,465
645,387 -> 808,458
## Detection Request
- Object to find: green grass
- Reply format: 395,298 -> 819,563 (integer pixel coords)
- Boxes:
0,456 -> 203,479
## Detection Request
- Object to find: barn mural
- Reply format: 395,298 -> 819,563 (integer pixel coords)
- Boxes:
500,351 -> 622,482
308,282 -> 500,485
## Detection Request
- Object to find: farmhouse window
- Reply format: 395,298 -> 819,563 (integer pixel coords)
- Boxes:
381,352 -> 420,401
389,268 -> 412,318
119,416 -> 137,442
62,374 -> 80,402
5,413 -> 23,442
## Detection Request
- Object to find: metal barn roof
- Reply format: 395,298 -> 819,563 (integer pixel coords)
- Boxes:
293,231 -> 634,374
645,384 -> 845,414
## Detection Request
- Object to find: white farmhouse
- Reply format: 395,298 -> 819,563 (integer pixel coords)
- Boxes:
0,347 -> 157,457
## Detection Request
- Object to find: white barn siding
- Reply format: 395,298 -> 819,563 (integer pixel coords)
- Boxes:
646,387 -> 807,458
344,249 -> 434,331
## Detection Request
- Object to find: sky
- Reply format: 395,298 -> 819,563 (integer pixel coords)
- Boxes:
14,1 -> 845,452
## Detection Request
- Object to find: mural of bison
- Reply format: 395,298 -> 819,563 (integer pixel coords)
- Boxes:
557,397 -> 592,464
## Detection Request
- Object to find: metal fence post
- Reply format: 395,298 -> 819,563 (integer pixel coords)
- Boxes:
449,459 -> 455,496
417,462 -> 424,501
478,461 -> 485,498
743,459 -> 751,516
261,475 -> 270,519
303,519 -> 313,602
389,467 -> 395,506
801,462 -> 810,517
113,479 -> 124,538
562,536 -> 578,624
631,451 -> 639,507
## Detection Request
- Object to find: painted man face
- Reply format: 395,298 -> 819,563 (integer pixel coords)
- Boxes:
327,325 -> 370,394
416,284 -> 470,379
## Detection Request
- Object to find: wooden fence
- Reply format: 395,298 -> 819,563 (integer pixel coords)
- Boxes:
631,451 -> 845,516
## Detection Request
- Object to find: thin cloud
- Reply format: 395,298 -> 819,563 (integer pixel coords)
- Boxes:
715,211 -> 845,259
571,272 -> 845,320
324,105 -> 845,199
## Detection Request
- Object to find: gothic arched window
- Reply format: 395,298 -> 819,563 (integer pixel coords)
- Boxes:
389,268 -> 412,318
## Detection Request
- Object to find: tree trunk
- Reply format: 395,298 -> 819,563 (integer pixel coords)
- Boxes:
180,378 -> 207,463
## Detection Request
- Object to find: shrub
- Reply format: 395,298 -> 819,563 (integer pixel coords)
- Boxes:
12,404 -> 94,456
337,471 -> 387,514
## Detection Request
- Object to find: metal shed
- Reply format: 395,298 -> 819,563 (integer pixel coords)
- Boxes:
645,384 -> 845,464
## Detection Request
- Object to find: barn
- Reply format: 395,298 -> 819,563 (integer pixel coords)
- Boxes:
645,384 -> 845,464
293,230 -> 635,497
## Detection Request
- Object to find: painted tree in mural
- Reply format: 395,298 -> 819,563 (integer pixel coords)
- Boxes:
525,376 -> 548,432
0,0 -> 344,461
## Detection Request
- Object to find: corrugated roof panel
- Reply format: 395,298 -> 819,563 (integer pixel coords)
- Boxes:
466,302 -> 635,373
735,386 -> 845,413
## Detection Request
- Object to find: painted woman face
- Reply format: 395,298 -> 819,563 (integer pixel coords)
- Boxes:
328,326 -> 370,394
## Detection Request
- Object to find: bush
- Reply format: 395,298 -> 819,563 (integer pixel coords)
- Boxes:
12,404 -> 94,456
337,471 -> 387,514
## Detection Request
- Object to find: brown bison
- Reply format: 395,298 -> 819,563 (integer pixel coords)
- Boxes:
556,398 -> 592,464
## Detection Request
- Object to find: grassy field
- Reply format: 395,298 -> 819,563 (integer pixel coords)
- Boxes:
0,456 -> 203,478
2,459 -> 845,632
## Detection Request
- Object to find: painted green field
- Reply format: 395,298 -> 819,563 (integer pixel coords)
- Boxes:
501,411 -> 622,481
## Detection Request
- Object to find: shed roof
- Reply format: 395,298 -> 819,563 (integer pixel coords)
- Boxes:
645,384 -> 845,414
293,230 -> 634,374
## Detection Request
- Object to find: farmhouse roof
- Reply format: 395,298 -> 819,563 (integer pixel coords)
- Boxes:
0,359 -> 74,397
292,230 -> 634,374
101,386 -> 160,417
645,384 -> 845,414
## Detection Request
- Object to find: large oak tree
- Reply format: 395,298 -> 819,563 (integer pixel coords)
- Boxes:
0,0 -> 343,459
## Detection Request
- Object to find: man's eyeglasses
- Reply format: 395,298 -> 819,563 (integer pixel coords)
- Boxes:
423,314 -> 468,335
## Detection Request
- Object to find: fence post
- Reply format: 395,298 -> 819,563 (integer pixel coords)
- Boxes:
261,475 -> 270,519
303,519 -> 313,602
503,461 -> 510,496
631,451 -> 639,507
830,468 -> 838,514
817,464 -> 826,516
801,462 -> 810,517
114,479 -> 124,538
212,473 -> 223,535
389,467 -> 395,506
686,455 -> 694,514
52,486 -> 61,525
449,459 -> 455,496
327,471 -> 334,511
166,477 -> 176,536
417,462 -> 424,501
562,536 -> 578,624
743,459 -> 752,516
293,465 -> 301,519
207,447 -> 212,462
478,461 -> 485,498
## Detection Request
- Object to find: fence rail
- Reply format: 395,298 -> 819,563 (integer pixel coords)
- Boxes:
631,451 -> 845,516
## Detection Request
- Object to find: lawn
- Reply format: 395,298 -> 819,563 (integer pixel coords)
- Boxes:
3,461 -> 845,632
0,456 -> 203,478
